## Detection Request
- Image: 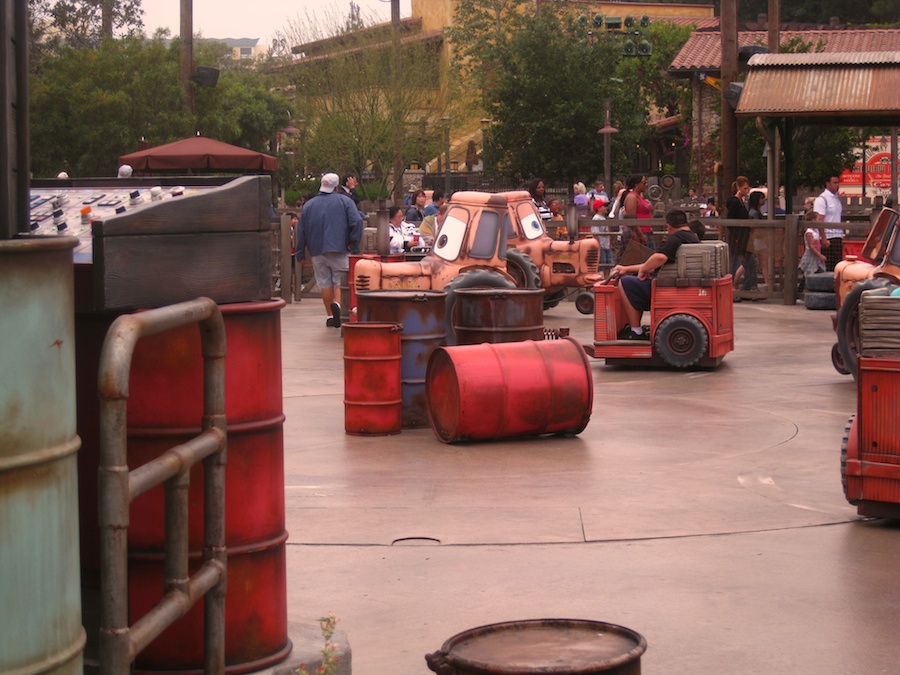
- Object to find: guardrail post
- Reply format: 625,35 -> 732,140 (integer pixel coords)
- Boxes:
97,297 -> 227,675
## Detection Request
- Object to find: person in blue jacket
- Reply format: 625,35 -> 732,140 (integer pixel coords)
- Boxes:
296,172 -> 363,328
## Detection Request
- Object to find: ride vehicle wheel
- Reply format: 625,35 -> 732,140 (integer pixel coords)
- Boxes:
805,272 -> 835,293
574,291 -> 594,315
443,269 -> 517,346
836,278 -> 893,380
505,249 -> 542,291
654,314 -> 709,368
831,343 -> 850,375
804,291 -> 836,310
841,414 -> 857,505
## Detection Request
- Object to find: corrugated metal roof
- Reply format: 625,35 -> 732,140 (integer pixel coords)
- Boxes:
735,52 -> 900,120
669,29 -> 900,73
747,51 -> 900,66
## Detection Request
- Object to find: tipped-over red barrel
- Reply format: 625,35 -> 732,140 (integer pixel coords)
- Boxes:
426,337 -> 593,443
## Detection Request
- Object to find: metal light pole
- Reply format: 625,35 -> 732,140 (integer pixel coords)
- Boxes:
442,116 -> 451,196
597,99 -> 618,198
180,0 -> 194,113
480,118 -> 491,176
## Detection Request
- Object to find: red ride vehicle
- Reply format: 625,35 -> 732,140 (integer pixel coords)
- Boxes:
583,241 -> 735,368
841,356 -> 900,517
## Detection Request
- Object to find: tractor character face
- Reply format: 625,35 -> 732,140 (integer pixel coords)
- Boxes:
353,192 -> 517,297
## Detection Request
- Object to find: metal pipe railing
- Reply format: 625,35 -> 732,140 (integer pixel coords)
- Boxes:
97,297 -> 228,675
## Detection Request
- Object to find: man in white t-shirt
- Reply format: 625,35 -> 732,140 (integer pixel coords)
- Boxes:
813,173 -> 843,271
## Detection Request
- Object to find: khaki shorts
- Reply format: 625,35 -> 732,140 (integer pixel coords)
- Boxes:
311,252 -> 349,288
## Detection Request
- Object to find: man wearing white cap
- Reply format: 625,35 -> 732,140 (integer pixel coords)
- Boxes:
296,172 -> 363,328
117,164 -> 133,178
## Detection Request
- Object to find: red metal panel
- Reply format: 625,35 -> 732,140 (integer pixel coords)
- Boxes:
592,283 -> 620,340
859,358 -> 900,465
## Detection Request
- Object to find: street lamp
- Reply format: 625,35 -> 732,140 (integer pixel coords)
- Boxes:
441,116 -> 451,196
596,99 -> 618,198
480,118 -> 492,175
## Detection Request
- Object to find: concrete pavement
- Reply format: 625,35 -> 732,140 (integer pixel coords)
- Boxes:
279,296 -> 900,674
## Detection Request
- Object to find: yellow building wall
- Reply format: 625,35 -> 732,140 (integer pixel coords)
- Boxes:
411,0 -> 714,33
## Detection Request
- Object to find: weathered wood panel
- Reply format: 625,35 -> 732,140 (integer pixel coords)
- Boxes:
93,175 -> 270,236
90,176 -> 272,310
94,231 -> 270,310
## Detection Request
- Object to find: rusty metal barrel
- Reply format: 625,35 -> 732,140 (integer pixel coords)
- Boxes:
0,238 -> 85,674
343,322 -> 403,435
357,290 -> 447,428
426,337 -> 593,443
75,299 -> 289,672
425,619 -> 647,675
453,287 -> 545,345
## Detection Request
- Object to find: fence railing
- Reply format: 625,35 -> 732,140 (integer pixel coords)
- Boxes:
573,215 -> 870,304
97,297 -> 228,675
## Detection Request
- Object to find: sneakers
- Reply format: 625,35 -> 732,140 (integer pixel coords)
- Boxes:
330,302 -> 342,329
617,326 -> 649,341
326,317 -> 336,327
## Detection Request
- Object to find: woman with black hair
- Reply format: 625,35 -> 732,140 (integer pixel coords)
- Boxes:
527,178 -> 551,221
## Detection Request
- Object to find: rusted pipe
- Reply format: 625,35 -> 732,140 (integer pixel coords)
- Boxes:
98,297 -> 227,675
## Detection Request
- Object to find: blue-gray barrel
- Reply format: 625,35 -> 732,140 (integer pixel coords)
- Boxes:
0,238 -> 85,673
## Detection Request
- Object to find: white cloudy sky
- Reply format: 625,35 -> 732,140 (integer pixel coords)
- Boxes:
141,0 -> 412,45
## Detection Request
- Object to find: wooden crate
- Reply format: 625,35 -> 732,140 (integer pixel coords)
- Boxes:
91,176 -> 272,311
656,241 -> 729,281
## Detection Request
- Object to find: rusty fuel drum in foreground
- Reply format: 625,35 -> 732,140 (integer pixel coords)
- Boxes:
426,618 -> 646,674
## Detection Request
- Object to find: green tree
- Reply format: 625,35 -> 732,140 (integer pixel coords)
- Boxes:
274,28 -> 448,199
30,36 -> 290,178
29,0 -> 144,72
615,21 -> 694,119
195,66 -> 290,154
732,0 -> 900,23
343,1 -> 365,34
448,1 -> 648,185
30,37 -> 189,177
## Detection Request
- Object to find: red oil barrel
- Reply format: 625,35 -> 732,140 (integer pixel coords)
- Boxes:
425,619 -> 647,675
426,337 -> 593,443
75,300 -> 289,673
357,290 -> 447,428
452,287 -> 544,345
343,322 -> 403,435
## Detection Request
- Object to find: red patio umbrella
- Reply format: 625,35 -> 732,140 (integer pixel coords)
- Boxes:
119,136 -> 277,172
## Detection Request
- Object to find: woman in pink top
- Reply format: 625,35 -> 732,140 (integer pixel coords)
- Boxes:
622,174 -> 654,248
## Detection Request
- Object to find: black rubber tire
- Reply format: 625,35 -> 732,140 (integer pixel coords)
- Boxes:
574,291 -> 594,315
836,277 -> 893,380
505,249 -> 543,291
831,342 -> 850,375
654,314 -> 709,368
804,291 -> 836,310
805,272 -> 835,293
443,269 -> 517,346
542,288 -> 567,310
841,414 -> 857,505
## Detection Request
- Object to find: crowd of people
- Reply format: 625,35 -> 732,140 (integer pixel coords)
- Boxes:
291,167 -> 879,329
